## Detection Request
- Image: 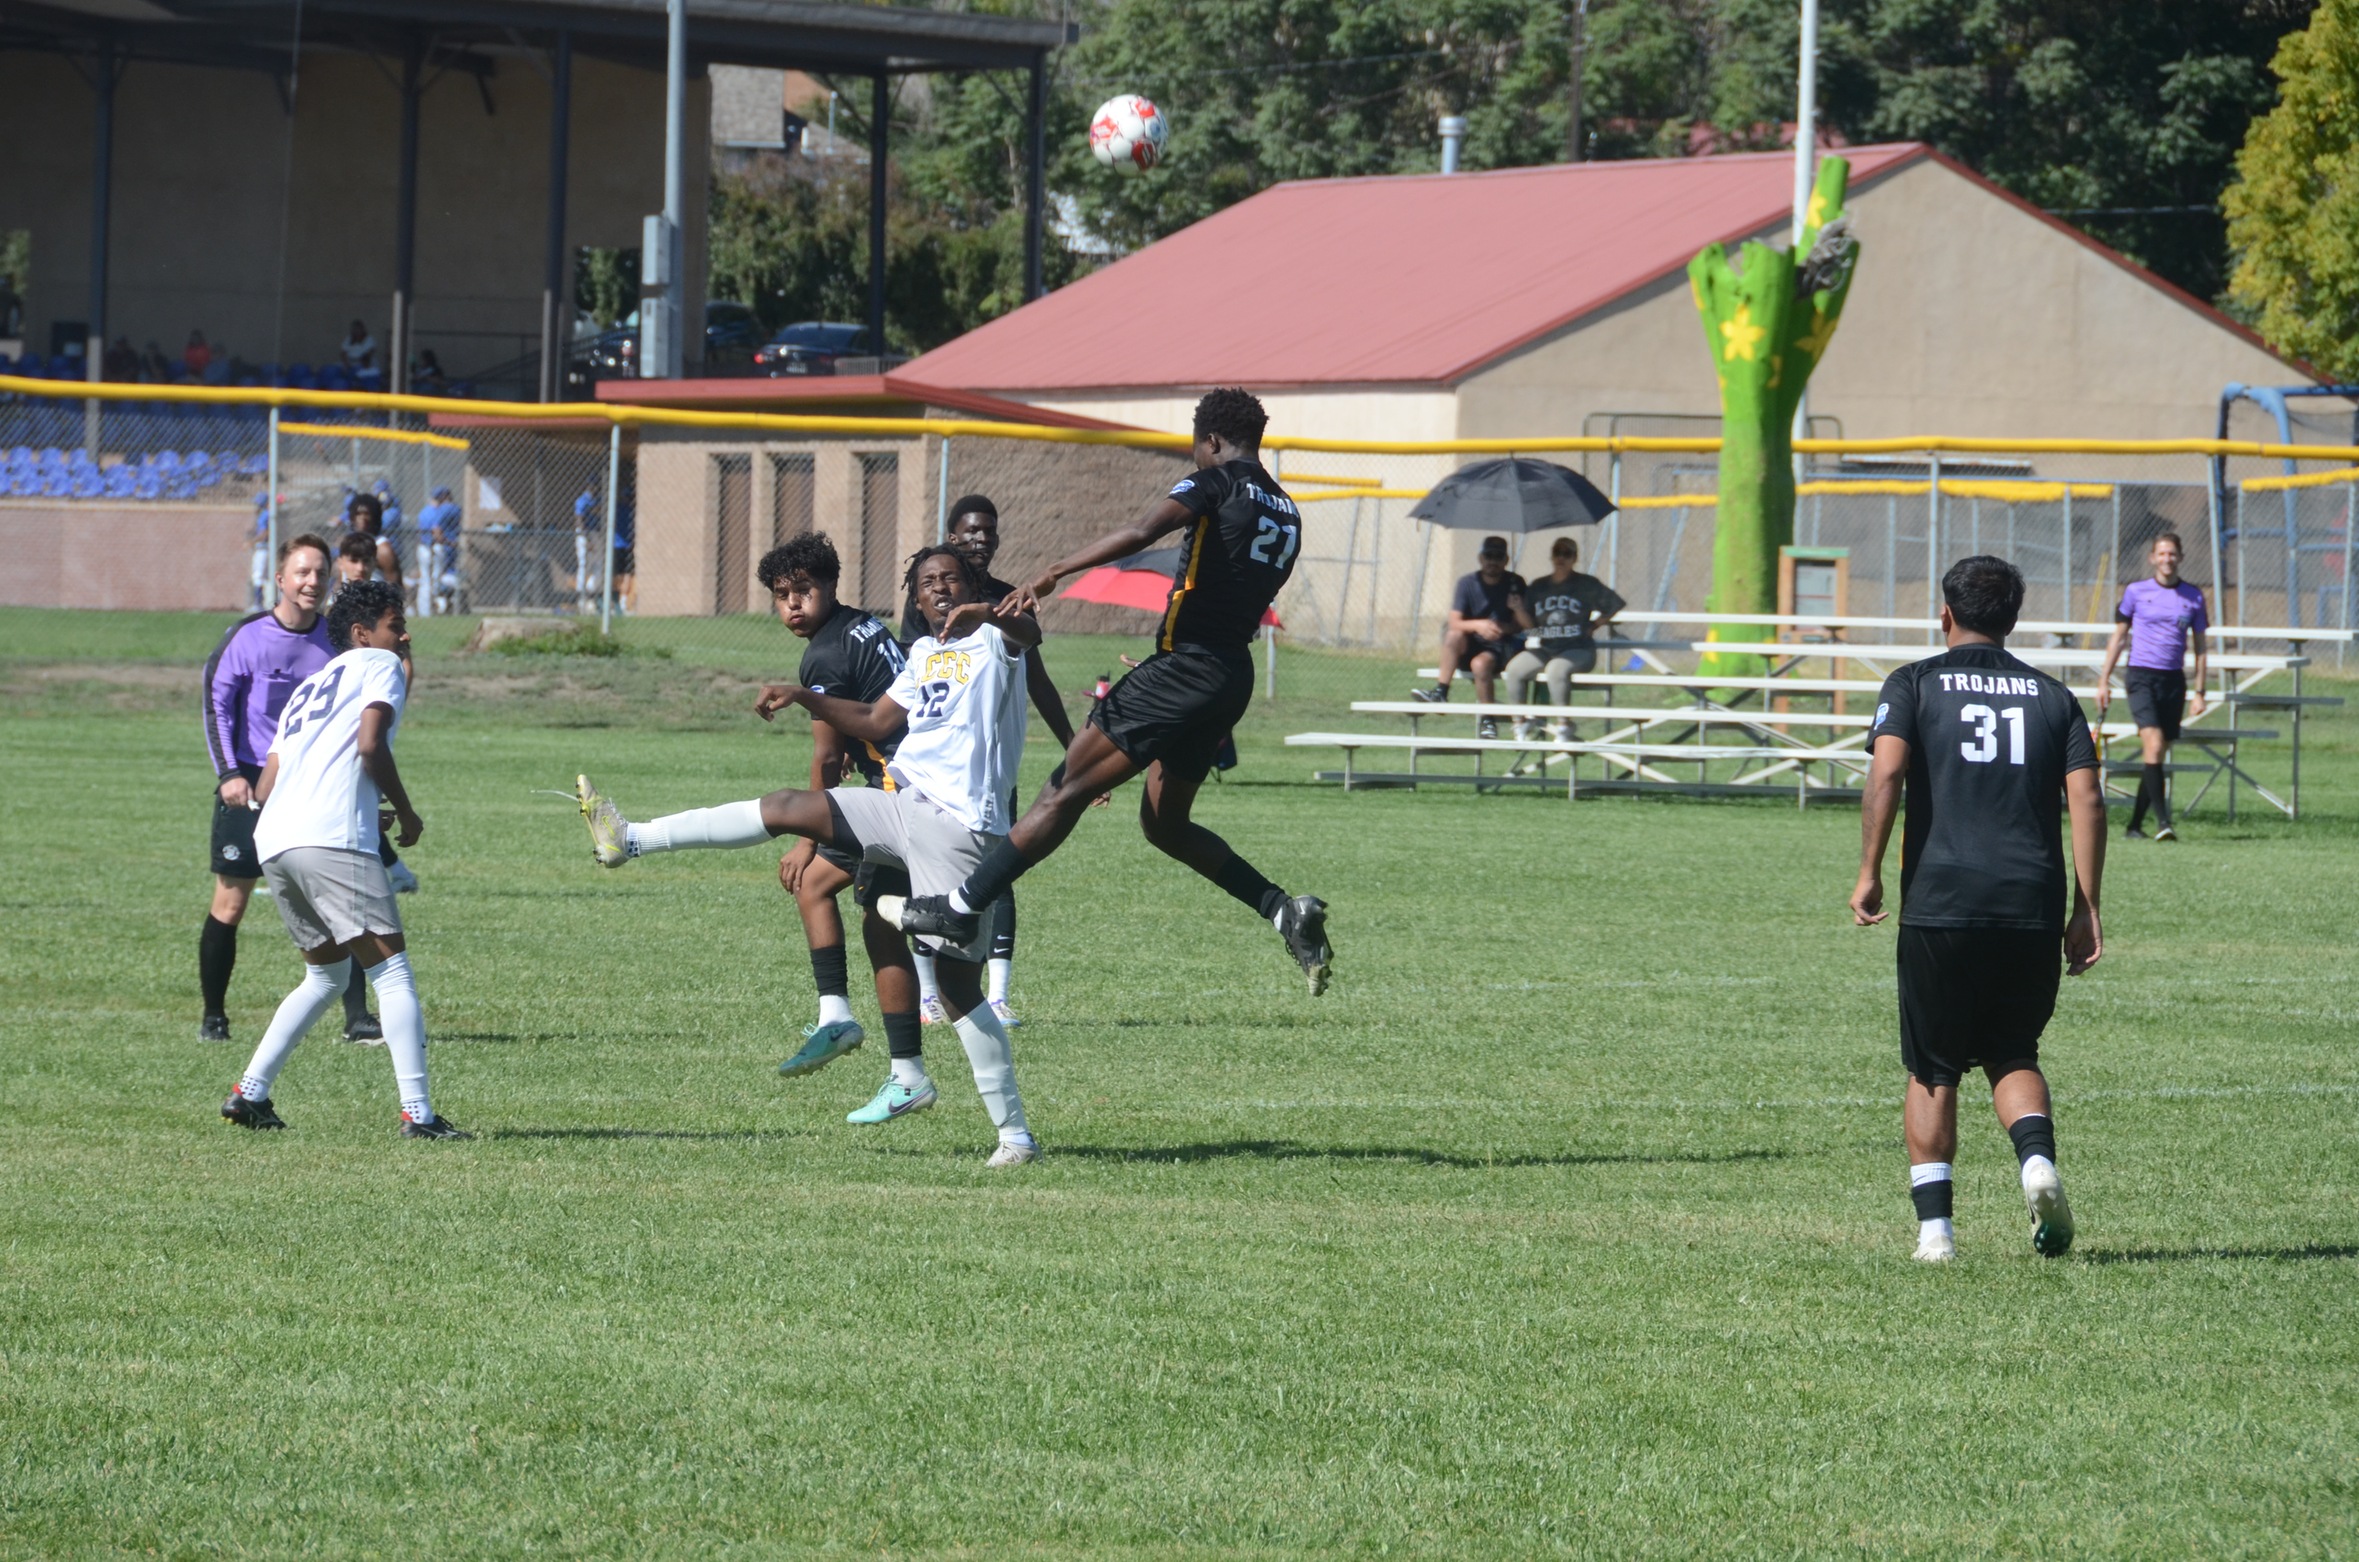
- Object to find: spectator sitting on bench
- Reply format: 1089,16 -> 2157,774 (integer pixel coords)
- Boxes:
1411,534 -> 1525,739
1504,535 -> 1626,741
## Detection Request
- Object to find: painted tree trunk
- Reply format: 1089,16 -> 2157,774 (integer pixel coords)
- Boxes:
1688,157 -> 1859,677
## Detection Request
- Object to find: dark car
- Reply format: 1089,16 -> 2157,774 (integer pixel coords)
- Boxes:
703,301 -> 764,372
754,321 -> 886,377
566,302 -> 764,389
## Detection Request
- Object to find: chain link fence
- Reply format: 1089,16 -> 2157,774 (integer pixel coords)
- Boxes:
4,385 -> 2350,693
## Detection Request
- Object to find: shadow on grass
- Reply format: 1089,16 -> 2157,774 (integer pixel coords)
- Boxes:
1046,1139 -> 1801,1171
2079,1242 -> 2358,1265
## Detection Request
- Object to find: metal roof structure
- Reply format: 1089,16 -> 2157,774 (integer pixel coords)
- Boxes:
3,0 -> 1075,77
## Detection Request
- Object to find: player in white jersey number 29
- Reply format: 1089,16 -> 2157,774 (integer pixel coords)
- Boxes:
575,547 -> 1041,1167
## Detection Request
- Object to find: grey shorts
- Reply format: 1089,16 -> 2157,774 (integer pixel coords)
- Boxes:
826,787 -> 1003,963
263,846 -> 403,951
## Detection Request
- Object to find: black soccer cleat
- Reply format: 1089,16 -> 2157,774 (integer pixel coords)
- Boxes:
1410,684 -> 1449,704
400,1113 -> 474,1140
877,892 -> 980,945
221,1092 -> 286,1130
343,1013 -> 384,1044
2124,824 -> 2148,840
199,1013 -> 232,1043
1276,894 -> 1332,997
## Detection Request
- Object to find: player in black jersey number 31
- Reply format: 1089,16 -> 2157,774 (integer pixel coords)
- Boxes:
1852,555 -> 2107,1264
878,388 -> 1333,994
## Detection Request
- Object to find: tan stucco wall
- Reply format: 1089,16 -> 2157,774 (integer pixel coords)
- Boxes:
0,501 -> 250,609
1460,157 -> 2311,482
0,51 -> 705,383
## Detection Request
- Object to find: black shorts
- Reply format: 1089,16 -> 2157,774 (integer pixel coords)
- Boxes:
2125,667 -> 2186,740
1897,925 -> 2059,1087
1468,637 -> 1514,666
1090,644 -> 1255,783
814,840 -> 861,878
209,768 -> 264,879
612,546 -> 637,577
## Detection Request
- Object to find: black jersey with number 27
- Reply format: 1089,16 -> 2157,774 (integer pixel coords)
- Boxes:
1156,460 -> 1301,653
1872,644 -> 2098,933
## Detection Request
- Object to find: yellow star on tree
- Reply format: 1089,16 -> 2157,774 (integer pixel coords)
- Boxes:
1805,189 -> 1828,232
1720,303 -> 1766,362
1793,309 -> 1838,361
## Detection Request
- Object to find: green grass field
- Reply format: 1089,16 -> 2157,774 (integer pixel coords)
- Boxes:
2,607 -> 2353,1558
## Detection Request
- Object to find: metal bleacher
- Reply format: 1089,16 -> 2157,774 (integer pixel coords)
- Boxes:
1288,613 -> 2347,815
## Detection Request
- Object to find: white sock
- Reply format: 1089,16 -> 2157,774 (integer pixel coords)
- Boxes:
365,952 -> 433,1124
1910,1161 -> 1954,1189
987,957 -> 1012,1005
912,948 -> 941,1007
816,993 -> 855,1027
625,799 -> 770,856
891,1055 -> 930,1090
951,1008 -> 1025,1136
1919,1216 -> 1955,1244
239,958 -> 349,1099
947,886 -> 977,915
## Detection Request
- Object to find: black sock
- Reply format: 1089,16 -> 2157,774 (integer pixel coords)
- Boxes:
2128,768 -> 2152,829
1211,853 -> 1288,921
809,943 -> 849,999
343,960 -> 371,1020
1910,1178 -> 1955,1221
990,889 -> 1017,961
199,916 -> 238,1017
2145,762 -> 2173,828
2008,1114 -> 2057,1167
957,836 -> 1032,911
881,1010 -> 923,1060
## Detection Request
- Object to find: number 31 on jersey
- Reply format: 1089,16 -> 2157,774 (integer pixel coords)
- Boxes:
1959,703 -> 2026,765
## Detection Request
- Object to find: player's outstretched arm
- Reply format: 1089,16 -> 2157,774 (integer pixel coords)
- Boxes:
1852,736 -> 1907,924
942,600 -> 1042,651
2063,766 -> 2106,975
758,683 -> 908,747
356,703 -> 423,845
1003,496 -> 1194,615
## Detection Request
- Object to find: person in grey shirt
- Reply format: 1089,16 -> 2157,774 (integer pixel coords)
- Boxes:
1505,536 -> 1625,739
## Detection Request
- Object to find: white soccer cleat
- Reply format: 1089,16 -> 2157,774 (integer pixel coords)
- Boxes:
2023,1159 -> 2075,1257
1914,1228 -> 1956,1263
989,998 -> 1023,1028
986,1136 -> 1039,1169
576,774 -> 629,868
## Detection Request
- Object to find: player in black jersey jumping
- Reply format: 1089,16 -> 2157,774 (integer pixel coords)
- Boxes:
878,387 -> 1333,994
1852,555 -> 2108,1263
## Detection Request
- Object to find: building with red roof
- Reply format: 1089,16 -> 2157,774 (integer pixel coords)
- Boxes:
904,144 -> 2310,462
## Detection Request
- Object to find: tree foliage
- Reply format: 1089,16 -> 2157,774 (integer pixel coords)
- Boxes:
705,0 -> 2315,351
2225,0 -> 2359,376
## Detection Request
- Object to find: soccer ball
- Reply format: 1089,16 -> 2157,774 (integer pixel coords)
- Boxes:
1089,94 -> 1168,176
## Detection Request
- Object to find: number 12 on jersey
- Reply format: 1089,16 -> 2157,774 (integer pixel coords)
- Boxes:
1959,703 -> 2026,765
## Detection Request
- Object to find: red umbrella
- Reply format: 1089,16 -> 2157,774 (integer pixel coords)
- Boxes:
1061,547 -> 1283,628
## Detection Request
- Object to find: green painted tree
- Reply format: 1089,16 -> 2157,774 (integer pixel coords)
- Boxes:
1687,155 -> 1858,672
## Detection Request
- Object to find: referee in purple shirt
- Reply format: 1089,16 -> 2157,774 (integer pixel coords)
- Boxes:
199,533 -> 377,1042
2097,531 -> 2210,841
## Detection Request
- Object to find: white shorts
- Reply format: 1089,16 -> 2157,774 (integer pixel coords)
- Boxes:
263,846 -> 402,950
826,786 -> 1002,963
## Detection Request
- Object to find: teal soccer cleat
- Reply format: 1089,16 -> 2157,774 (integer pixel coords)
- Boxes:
779,1019 -> 865,1077
846,1079 -> 937,1124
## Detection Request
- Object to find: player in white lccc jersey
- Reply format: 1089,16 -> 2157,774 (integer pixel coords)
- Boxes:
221,579 -> 469,1138
575,547 -> 1041,1165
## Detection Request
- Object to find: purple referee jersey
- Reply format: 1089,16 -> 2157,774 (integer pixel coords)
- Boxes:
203,610 -> 333,778
2116,578 -> 2207,671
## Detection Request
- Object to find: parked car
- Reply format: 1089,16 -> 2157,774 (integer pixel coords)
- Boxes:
754,321 -> 896,377
566,302 -> 766,388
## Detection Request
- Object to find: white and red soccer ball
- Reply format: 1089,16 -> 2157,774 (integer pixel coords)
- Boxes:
1089,94 -> 1168,176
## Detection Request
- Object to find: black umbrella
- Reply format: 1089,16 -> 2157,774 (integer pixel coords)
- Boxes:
1408,457 -> 1616,532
